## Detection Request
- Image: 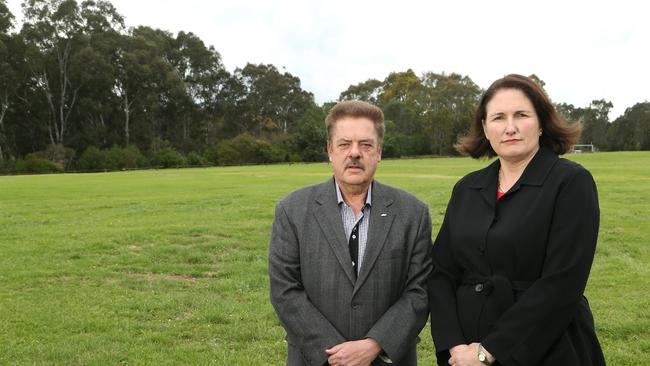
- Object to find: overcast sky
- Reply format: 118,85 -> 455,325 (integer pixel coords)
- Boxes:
6,0 -> 649,119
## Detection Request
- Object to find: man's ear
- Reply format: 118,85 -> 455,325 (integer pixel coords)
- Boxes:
327,142 -> 332,161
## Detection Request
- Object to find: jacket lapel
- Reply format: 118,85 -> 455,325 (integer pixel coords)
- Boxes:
313,179 -> 357,285
354,181 -> 395,295
468,159 -> 499,210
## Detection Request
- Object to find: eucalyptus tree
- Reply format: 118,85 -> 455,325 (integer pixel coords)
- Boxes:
20,0 -> 87,146
420,72 -> 480,155
608,102 -> 650,150
230,63 -> 314,136
0,0 -> 15,160
339,78 -> 383,104
580,99 -> 612,148
167,31 -> 230,152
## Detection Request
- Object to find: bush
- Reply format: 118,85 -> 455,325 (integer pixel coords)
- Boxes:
230,134 -> 258,163
45,144 -> 75,169
78,146 -> 109,171
15,154 -> 63,174
186,152 -> 210,167
151,147 -> 185,168
288,153 -> 303,162
216,140 -> 240,165
204,144 -> 220,165
0,159 -> 16,174
107,145 -> 145,170
256,140 -> 286,163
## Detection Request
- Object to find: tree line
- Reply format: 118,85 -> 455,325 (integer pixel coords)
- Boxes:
1,0 -> 648,174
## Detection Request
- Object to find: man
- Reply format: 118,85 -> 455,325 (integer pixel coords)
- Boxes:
269,100 -> 432,365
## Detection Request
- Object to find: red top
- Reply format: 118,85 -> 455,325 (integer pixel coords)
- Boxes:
497,190 -> 505,200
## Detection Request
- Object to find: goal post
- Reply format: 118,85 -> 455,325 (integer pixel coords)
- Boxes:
570,144 -> 595,153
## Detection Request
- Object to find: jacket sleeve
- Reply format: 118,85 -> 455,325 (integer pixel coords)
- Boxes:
365,203 -> 433,362
268,202 -> 346,366
428,186 -> 467,359
482,168 -> 600,365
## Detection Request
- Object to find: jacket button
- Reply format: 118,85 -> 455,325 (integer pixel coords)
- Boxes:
475,284 -> 484,292
352,304 -> 359,310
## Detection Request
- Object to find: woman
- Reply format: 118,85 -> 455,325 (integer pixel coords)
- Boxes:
429,74 -> 606,366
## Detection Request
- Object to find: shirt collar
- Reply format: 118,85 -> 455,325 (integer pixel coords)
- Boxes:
335,181 -> 372,207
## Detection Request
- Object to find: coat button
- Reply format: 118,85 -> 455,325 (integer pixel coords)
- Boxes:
352,304 -> 359,310
475,284 -> 484,292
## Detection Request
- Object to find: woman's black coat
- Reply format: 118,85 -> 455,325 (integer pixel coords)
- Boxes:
429,147 -> 606,366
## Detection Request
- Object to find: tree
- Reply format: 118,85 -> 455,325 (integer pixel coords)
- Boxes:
295,105 -> 327,161
20,0 -> 89,147
166,31 -> 230,152
339,78 -> 383,104
228,63 -> 314,135
0,0 -> 16,160
580,99 -> 612,148
608,102 -> 650,150
528,74 -> 546,91
420,72 -> 480,155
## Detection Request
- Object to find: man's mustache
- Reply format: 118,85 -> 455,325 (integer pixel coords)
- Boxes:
346,161 -> 365,170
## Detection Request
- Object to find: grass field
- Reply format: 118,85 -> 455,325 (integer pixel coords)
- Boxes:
1,151 -> 648,365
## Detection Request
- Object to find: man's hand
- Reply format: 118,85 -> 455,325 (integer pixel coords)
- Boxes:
325,338 -> 382,366
447,342 -> 483,366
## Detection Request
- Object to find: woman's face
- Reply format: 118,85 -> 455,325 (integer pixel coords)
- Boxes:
483,88 -> 541,163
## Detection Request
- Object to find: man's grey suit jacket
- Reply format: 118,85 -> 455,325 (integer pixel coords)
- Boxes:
269,178 -> 433,365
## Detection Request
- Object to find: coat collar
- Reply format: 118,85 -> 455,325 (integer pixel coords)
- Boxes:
466,146 -> 559,207
467,146 -> 559,189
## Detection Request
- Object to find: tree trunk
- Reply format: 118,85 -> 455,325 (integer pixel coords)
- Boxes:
0,96 -> 6,161
123,90 -> 130,146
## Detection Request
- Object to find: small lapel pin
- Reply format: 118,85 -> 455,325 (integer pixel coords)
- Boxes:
380,213 -> 387,217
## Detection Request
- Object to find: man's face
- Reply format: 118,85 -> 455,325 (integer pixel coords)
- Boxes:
327,117 -> 382,190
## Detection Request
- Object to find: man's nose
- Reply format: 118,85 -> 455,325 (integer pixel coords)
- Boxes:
349,142 -> 361,157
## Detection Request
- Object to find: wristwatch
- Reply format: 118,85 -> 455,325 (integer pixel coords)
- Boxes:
478,343 -> 494,365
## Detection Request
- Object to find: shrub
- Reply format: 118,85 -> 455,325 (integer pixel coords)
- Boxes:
256,140 -> 286,163
216,140 -> 240,166
186,152 -> 210,167
151,147 -> 185,168
78,146 -> 109,171
204,144 -> 220,165
0,159 -> 16,174
230,134 -> 258,163
106,145 -> 145,170
45,144 -> 75,169
15,154 -> 63,174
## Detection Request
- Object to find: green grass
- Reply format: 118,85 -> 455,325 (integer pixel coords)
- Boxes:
1,151 -> 648,365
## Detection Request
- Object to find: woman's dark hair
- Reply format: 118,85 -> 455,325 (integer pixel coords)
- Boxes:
456,74 -> 581,158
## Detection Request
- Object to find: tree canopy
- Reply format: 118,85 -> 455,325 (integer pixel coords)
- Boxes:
0,0 -> 647,173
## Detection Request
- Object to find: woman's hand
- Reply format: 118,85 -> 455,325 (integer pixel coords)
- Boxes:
447,343 -> 483,366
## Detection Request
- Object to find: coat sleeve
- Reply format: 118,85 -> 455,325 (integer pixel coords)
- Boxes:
365,203 -> 433,362
268,202 -> 346,366
428,185 -> 468,360
482,168 -> 600,365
